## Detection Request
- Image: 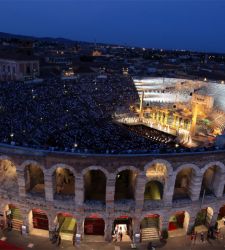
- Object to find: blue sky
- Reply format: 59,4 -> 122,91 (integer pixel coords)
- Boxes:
0,0 -> 225,53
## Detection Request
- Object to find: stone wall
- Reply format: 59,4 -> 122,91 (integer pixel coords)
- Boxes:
0,145 -> 225,241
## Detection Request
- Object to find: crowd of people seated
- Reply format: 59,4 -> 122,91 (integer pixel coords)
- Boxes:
0,73 -> 169,152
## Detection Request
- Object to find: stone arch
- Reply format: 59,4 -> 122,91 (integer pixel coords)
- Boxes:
114,167 -> 138,201
28,208 -> 50,233
54,211 -> 77,236
144,159 -> 173,176
114,166 -> 140,177
194,207 -> 214,228
49,163 -> 77,177
84,213 -> 105,236
201,161 -> 225,174
200,162 -> 225,197
20,160 -> 45,173
50,164 -> 76,199
83,166 -> 107,202
168,211 -> 190,234
23,161 -> 45,196
82,166 -> 109,177
174,163 -> 200,175
0,158 -> 19,194
173,164 -> 199,201
0,155 -> 15,163
141,211 -> 164,221
144,180 -> 163,200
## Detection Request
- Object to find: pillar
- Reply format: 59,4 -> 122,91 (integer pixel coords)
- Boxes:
106,174 -> 115,214
164,112 -> 168,125
160,112 -> 164,124
17,169 -> 26,197
44,172 -> 54,202
210,211 -> 219,227
213,172 -> 225,198
189,172 -> 202,201
164,174 -> 175,206
187,214 -> 197,233
75,174 -> 84,211
135,172 -> 146,213
104,218 -> 113,241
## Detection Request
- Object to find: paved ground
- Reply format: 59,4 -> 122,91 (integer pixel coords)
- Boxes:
1,230 -> 225,250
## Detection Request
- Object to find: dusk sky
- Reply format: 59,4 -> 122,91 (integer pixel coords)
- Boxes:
1,0 -> 225,53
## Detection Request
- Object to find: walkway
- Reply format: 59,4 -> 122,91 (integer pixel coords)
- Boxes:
1,230 -> 225,250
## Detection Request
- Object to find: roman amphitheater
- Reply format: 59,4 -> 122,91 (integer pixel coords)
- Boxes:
1,77 -> 225,244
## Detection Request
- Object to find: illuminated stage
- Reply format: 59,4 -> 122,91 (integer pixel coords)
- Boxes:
116,77 -> 225,148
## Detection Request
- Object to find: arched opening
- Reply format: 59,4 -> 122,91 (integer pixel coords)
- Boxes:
112,216 -> 133,242
84,214 -> 105,238
5,204 -> 23,231
168,211 -> 190,237
84,169 -> 106,203
217,205 -> 225,229
55,213 -> 77,241
29,209 -> 49,237
0,159 -> 18,194
144,181 -> 163,200
140,214 -> 160,241
173,168 -> 194,200
24,163 -> 45,197
200,166 -> 220,197
194,207 -> 213,232
53,167 -> 75,200
114,170 -> 137,201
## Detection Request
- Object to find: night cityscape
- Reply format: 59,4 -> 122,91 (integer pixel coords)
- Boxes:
0,1 -> 225,250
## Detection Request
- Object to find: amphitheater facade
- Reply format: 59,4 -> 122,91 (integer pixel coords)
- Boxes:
0,143 -> 225,242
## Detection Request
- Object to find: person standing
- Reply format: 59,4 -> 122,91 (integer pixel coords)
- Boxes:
194,232 -> 197,244
200,232 -> 204,243
57,234 -> 61,246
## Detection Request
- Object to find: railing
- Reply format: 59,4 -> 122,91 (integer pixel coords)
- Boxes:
0,142 -> 225,157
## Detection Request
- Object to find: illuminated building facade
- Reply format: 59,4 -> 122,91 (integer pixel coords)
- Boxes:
0,144 -> 225,242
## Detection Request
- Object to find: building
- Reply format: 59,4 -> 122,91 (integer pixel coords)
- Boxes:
0,144 -> 225,243
0,57 -> 39,81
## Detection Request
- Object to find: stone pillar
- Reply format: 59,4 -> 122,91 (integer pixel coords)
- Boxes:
75,174 -> 84,211
210,211 -> 219,227
135,172 -> 146,213
213,172 -> 225,198
17,169 -> 26,197
187,214 -> 197,233
189,172 -> 202,201
44,172 -> 54,202
104,218 -> 113,241
106,174 -> 115,214
76,218 -> 84,237
160,216 -> 168,232
164,174 -> 175,206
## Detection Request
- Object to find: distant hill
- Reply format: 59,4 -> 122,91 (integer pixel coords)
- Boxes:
0,32 -> 88,45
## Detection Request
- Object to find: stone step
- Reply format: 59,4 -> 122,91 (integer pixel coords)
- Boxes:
12,219 -> 23,231
60,232 -> 73,241
141,228 -> 159,241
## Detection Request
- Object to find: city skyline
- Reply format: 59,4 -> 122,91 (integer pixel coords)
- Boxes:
0,0 -> 225,53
